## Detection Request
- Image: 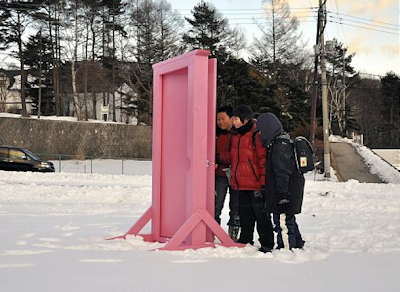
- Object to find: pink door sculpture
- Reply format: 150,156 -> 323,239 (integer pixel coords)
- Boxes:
109,50 -> 240,250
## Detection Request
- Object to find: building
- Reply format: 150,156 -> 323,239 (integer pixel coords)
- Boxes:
0,69 -> 33,114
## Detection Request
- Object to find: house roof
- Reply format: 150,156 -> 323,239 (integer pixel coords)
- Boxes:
0,69 -> 23,90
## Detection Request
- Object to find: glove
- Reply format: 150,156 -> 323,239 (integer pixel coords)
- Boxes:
277,193 -> 291,214
253,190 -> 263,198
277,192 -> 288,203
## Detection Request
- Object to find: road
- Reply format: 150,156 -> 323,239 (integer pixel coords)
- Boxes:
330,142 -> 383,183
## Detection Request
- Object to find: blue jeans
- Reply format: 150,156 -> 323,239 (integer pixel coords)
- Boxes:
215,176 -> 239,226
273,214 -> 305,249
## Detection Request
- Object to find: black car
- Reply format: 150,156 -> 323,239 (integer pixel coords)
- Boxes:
0,146 -> 55,172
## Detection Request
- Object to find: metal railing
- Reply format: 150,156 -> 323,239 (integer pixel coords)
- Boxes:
37,153 -> 151,175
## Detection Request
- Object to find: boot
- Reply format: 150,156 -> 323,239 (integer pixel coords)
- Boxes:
259,246 -> 272,253
228,225 -> 240,242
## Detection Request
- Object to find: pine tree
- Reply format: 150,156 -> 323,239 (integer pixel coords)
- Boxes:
183,1 -> 254,109
183,1 -> 241,60
380,72 -> 400,148
0,1 -> 41,117
24,31 -> 55,116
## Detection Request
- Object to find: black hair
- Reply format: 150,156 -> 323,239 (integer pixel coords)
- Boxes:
232,104 -> 253,123
217,105 -> 233,117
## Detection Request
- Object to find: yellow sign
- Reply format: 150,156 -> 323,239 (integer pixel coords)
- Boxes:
101,105 -> 109,114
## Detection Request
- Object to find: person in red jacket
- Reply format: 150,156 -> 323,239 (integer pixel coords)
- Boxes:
230,105 -> 274,253
215,106 -> 240,241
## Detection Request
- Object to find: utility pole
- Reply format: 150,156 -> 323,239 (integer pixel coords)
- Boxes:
309,3 -> 322,148
320,0 -> 331,178
342,48 -> 347,135
38,29 -> 42,119
311,0 -> 330,178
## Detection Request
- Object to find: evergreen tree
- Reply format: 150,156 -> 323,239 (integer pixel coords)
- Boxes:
33,0 -> 64,116
24,31 -> 55,116
380,72 -> 400,148
183,1 -> 243,60
183,1 -> 255,109
0,0 -> 41,116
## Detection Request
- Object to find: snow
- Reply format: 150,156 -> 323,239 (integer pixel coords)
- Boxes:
0,112 -> 131,124
1,148 -> 400,291
330,135 -> 400,184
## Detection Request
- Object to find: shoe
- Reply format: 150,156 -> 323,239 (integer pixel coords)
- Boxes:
228,225 -> 240,242
238,239 -> 254,245
259,246 -> 272,253
296,240 -> 305,249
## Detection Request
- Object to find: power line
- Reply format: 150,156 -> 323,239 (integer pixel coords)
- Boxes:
328,20 -> 398,35
175,7 -> 318,11
183,16 -> 315,22
327,10 -> 399,28
180,10 -> 315,16
327,15 -> 399,32
229,21 -> 316,25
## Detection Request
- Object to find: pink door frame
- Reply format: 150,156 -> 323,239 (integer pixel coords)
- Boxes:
108,50 -> 242,250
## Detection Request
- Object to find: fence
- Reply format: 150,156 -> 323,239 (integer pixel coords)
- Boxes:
351,132 -> 364,146
39,153 -> 152,175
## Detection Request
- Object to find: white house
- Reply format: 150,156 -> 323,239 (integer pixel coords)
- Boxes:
0,69 -> 33,114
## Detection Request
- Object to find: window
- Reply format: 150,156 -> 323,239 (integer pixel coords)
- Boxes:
9,149 -> 27,160
0,148 -> 8,159
0,72 -> 7,89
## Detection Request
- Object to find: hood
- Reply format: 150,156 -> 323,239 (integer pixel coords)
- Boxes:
255,113 -> 283,146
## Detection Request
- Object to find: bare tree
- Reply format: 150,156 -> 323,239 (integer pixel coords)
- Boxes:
59,0 -> 84,120
325,38 -> 356,134
252,0 -> 305,79
0,72 -> 11,112
124,0 -> 185,124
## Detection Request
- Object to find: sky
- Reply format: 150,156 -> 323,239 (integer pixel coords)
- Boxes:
169,0 -> 400,77
0,0 -> 397,77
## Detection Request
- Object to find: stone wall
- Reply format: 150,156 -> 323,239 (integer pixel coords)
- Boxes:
0,117 -> 152,159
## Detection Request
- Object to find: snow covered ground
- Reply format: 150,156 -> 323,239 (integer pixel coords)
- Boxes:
1,143 -> 400,292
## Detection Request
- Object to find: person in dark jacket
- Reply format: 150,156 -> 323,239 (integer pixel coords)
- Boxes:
230,105 -> 274,253
214,106 -> 240,241
256,112 -> 305,250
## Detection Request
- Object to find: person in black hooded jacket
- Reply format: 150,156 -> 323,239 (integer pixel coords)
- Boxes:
256,112 -> 305,250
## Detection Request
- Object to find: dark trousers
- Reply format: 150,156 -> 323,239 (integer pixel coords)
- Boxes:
273,213 -> 305,249
215,176 -> 239,226
237,190 -> 274,249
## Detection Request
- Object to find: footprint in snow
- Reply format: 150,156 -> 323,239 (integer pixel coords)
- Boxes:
0,263 -> 35,269
79,259 -> 124,263
38,238 -> 61,242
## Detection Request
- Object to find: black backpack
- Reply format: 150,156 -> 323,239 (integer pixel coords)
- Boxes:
260,134 -> 308,214
293,136 -> 315,173
252,132 -> 315,174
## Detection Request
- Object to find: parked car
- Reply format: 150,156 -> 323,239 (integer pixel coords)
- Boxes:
0,146 -> 55,173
